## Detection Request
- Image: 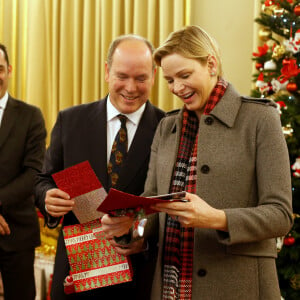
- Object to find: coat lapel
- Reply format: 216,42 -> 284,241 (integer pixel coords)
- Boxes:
0,97 -> 18,150
210,84 -> 242,128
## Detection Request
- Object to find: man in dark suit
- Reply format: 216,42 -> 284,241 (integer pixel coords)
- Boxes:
35,35 -> 165,300
0,43 -> 46,300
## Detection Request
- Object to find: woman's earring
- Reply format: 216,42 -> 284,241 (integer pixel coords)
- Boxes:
210,71 -> 216,76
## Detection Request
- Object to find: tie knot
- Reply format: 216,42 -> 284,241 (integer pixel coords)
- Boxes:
118,114 -> 127,127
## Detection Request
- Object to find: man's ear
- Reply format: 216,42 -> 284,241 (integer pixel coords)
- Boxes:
151,67 -> 157,85
104,62 -> 109,82
8,65 -> 12,77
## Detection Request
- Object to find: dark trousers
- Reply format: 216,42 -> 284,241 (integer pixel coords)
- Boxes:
0,248 -> 35,300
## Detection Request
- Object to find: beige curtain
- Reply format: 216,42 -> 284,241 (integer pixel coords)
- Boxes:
0,0 -> 191,140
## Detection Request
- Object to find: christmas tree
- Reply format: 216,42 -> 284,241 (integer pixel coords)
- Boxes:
251,1 -> 300,299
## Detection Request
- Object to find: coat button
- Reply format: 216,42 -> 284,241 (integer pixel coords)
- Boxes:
197,269 -> 207,277
205,117 -> 214,125
201,165 -> 210,174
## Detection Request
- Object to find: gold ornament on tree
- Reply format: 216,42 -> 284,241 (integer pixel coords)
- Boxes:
272,45 -> 285,60
283,124 -> 294,136
262,4 -> 277,16
259,28 -> 272,42
35,217 -> 60,257
290,274 -> 300,290
283,28 -> 290,36
274,8 -> 284,16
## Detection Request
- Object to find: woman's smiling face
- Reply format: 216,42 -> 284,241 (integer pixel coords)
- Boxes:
161,53 -> 217,118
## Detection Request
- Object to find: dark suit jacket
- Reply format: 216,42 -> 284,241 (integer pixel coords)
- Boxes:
0,95 -> 46,252
35,97 -> 165,299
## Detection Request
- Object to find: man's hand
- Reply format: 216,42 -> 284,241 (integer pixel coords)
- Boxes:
0,214 -> 10,235
109,237 -> 147,256
101,214 -> 148,256
101,214 -> 134,239
45,188 -> 74,217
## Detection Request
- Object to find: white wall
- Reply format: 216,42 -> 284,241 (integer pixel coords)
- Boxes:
190,0 -> 258,95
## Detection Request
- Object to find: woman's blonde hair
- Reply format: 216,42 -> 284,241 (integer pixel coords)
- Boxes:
154,25 -> 223,76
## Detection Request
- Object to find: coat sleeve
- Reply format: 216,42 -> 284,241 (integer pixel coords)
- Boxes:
141,120 -> 164,245
219,106 -> 293,245
142,119 -> 163,198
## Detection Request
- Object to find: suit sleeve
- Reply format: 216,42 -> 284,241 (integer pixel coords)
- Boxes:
35,112 -> 64,227
0,107 -> 46,207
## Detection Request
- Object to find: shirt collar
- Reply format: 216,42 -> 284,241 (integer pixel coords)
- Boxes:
0,92 -> 9,110
106,95 -> 146,125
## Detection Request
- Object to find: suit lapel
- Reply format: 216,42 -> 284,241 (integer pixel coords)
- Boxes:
117,102 -> 159,190
0,97 -> 18,150
85,98 -> 109,190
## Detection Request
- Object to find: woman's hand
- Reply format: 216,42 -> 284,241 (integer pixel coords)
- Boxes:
151,192 -> 228,231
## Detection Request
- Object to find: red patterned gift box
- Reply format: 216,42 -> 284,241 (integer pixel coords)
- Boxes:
63,219 -> 132,293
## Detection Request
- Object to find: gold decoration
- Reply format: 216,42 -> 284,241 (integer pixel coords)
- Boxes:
262,4 -> 277,16
35,217 -> 61,257
276,90 -> 290,97
282,124 -> 294,136
290,274 -> 300,290
283,28 -> 290,35
272,45 -> 285,60
276,236 -> 284,252
274,8 -> 284,16
259,28 -> 272,42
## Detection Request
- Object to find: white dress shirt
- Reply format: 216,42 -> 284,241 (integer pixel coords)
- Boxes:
106,95 -> 146,164
0,92 -> 9,127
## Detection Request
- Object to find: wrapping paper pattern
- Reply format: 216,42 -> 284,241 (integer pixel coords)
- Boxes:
63,219 -> 132,293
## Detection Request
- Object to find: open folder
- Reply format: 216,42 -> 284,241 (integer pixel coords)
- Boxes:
97,188 -> 186,215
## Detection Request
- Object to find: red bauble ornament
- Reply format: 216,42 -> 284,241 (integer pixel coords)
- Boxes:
255,62 -> 263,70
284,236 -> 295,246
286,82 -> 298,92
294,5 -> 300,16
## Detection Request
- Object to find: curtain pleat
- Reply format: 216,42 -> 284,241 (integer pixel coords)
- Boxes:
0,0 -> 190,141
